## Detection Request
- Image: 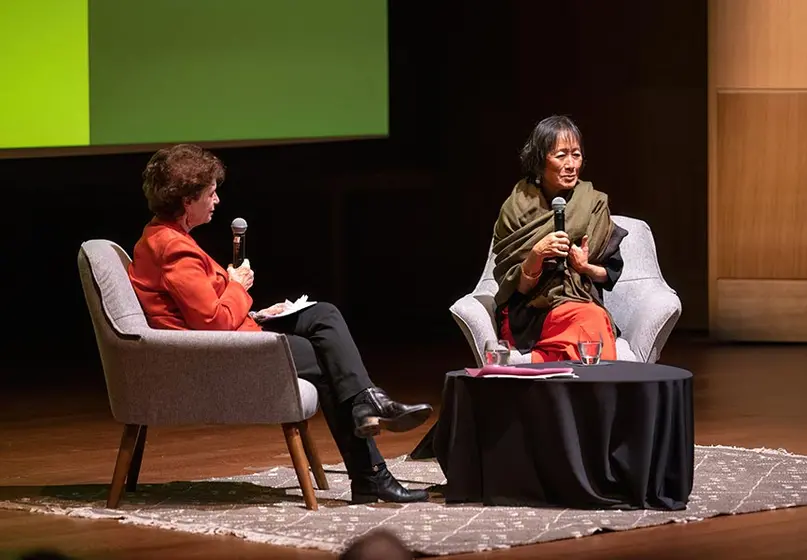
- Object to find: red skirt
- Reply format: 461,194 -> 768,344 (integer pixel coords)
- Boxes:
500,301 -> 617,363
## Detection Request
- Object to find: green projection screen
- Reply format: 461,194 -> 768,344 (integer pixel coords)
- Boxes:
0,0 -> 388,155
0,0 -> 90,150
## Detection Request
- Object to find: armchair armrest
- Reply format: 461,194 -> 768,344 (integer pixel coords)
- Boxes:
450,294 -> 534,366
141,328 -> 288,352
619,283 -> 681,363
450,294 -> 499,367
107,329 -> 310,425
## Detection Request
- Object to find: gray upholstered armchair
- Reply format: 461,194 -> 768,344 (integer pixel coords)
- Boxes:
450,216 -> 681,365
78,240 -> 327,510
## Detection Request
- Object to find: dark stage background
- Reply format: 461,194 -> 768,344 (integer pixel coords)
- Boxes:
0,1 -> 706,384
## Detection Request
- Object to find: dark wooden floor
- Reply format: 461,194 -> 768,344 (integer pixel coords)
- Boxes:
2,333 -> 807,559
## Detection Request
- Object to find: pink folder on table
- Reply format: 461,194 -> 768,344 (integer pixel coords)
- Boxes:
465,365 -> 576,379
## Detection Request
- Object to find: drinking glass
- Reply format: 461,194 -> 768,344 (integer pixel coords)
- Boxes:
484,339 -> 511,366
577,328 -> 603,365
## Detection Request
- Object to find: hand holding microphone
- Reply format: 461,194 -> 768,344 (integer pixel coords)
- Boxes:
527,197 -> 569,268
227,259 -> 253,291
533,231 -> 570,260
549,197 -> 567,271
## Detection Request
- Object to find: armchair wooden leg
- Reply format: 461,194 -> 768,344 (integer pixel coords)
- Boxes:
299,420 -> 329,490
282,423 -> 318,510
107,424 -> 140,508
126,425 -> 148,492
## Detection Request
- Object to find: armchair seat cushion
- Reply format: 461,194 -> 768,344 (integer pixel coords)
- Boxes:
450,312 -> 638,364
615,337 -> 637,361
298,379 -> 320,420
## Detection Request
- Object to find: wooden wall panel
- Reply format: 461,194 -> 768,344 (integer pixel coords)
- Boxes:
715,279 -> 807,341
712,0 -> 807,89
716,93 -> 807,279
709,0 -> 807,340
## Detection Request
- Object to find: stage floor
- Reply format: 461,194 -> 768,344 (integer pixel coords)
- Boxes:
1,334 -> 806,559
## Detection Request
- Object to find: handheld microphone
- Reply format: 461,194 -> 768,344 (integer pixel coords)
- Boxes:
231,217 -> 248,268
551,197 -> 567,272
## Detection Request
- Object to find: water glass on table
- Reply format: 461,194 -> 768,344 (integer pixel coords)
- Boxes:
577,328 -> 603,365
484,339 -> 511,366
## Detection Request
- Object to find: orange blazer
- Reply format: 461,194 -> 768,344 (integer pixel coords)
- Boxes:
128,218 -> 261,331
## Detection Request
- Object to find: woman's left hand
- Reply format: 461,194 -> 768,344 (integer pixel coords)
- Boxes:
258,302 -> 290,317
568,235 -> 591,273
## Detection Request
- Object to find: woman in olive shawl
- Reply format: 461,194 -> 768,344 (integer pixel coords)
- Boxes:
493,116 -> 627,362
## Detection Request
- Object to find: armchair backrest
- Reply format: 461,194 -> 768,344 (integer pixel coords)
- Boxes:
608,216 -> 665,283
78,240 -> 149,418
601,217 -> 679,361
78,240 -> 147,338
469,238 -> 500,321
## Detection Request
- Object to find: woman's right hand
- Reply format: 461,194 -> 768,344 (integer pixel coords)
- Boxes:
531,231 -> 570,260
520,232 -> 569,279
228,259 -> 254,291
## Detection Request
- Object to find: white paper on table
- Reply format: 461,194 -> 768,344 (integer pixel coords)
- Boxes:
251,295 -> 317,322
482,372 -> 579,379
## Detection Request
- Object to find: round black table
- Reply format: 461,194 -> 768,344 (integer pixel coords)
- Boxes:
416,361 -> 693,510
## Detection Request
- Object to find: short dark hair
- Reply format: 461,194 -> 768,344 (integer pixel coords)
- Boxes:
519,115 -> 584,183
142,144 -> 225,220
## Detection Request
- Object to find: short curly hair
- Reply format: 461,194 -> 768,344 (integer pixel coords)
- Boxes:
142,144 -> 225,220
519,115 -> 584,184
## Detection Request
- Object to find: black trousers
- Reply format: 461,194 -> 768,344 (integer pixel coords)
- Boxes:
263,302 -> 384,476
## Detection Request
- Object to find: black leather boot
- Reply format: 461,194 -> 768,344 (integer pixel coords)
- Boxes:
351,465 -> 429,504
352,388 -> 432,438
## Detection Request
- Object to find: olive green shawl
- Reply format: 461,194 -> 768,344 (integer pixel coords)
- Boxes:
492,179 -> 615,311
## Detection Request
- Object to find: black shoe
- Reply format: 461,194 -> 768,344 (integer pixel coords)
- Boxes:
352,388 -> 432,438
351,466 -> 429,504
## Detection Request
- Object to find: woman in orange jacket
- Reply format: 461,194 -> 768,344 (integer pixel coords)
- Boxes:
129,144 -> 431,504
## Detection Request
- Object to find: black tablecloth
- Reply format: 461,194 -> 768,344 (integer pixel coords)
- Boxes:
415,361 -> 694,510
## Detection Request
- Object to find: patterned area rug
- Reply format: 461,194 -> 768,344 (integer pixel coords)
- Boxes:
1,445 -> 806,556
